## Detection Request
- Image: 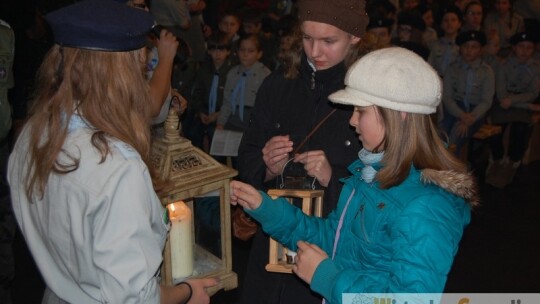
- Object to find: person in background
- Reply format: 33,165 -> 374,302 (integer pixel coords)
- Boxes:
183,0 -> 209,63
266,0 -> 296,34
416,3 -> 439,50
483,0 -> 525,58
242,8 -> 279,70
486,31 -> 540,188
187,32 -> 234,153
217,34 -> 271,135
218,11 -> 242,64
428,5 -> 463,77
442,30 -> 495,157
366,16 -> 394,49
461,0 -> 484,32
231,47 -> 478,304
392,10 -> 430,60
7,1 -> 217,303
236,0 -> 370,302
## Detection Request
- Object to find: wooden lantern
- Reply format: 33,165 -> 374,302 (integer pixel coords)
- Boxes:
151,110 -> 238,294
265,189 -> 324,273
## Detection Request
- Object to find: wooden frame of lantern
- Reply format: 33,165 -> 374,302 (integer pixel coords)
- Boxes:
151,111 -> 238,294
265,189 -> 324,273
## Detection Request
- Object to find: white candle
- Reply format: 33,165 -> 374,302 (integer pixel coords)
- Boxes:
168,201 -> 194,279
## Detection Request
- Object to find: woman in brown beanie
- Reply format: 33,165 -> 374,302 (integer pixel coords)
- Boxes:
235,0 -> 371,303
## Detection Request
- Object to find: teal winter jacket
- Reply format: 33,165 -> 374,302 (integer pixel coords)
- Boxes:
246,159 -> 475,304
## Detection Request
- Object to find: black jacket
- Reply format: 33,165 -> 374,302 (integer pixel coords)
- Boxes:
236,55 -> 361,304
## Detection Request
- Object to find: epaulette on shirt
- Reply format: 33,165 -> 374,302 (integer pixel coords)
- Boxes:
110,140 -> 140,160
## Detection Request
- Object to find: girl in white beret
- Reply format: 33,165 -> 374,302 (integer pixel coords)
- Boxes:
8,1 -> 216,303
231,47 -> 478,304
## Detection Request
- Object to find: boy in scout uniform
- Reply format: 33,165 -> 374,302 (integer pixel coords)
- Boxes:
486,31 -> 540,188
442,30 -> 495,157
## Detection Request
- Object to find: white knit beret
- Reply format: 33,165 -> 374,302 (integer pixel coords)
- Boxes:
329,47 -> 442,114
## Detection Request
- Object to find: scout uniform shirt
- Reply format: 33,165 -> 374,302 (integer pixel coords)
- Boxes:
428,36 -> 460,77
8,114 -> 169,303
443,56 -> 495,121
491,55 -> 540,124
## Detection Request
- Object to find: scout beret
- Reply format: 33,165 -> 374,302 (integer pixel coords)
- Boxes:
510,31 -> 539,45
367,17 -> 394,30
456,30 -> 487,46
45,0 -> 155,51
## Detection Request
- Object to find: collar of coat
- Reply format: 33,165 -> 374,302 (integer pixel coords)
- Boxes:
350,160 -> 479,206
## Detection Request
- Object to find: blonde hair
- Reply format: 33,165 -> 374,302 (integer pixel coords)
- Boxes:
25,45 -> 161,198
280,24 -> 380,80
375,107 -> 472,191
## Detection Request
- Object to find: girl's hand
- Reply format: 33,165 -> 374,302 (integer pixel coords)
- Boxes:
185,278 -> 218,304
170,91 -> 187,115
292,241 -> 328,285
262,135 -> 293,179
230,180 -> 263,210
294,150 -> 332,187
156,29 -> 178,64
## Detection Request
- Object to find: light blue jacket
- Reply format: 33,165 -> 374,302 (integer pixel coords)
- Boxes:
246,159 -> 474,304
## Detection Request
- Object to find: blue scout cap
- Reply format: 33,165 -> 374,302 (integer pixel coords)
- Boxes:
45,0 -> 155,51
456,30 -> 487,46
510,31 -> 539,45
367,17 -> 394,30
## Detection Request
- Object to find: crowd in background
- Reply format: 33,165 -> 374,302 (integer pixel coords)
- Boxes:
0,0 -> 539,303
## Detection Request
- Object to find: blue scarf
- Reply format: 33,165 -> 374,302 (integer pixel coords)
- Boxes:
208,72 -> 219,114
358,148 -> 384,183
231,71 -> 249,121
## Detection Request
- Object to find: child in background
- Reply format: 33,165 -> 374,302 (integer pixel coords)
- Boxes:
461,0 -> 484,32
483,0 -> 525,58
392,10 -> 430,60
217,34 -> 271,133
242,8 -> 279,70
486,31 -> 540,188
230,47 -> 477,304
218,11 -> 242,64
428,5 -> 463,77
416,3 -> 438,50
442,30 -> 495,156
186,32 -> 234,153
366,16 -> 394,49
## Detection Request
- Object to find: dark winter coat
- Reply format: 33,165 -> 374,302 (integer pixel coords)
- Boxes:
237,54 -> 361,304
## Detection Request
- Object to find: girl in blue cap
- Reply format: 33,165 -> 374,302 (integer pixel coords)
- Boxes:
8,1 -> 216,303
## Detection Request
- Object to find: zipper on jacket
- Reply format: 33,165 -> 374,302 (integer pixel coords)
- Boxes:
359,204 -> 370,243
355,203 -> 371,243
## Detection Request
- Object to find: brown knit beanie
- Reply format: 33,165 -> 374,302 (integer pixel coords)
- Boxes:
297,0 -> 369,37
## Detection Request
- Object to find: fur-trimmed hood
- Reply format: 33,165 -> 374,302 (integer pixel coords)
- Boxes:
421,168 -> 479,206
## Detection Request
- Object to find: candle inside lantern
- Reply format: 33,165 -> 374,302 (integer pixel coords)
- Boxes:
168,201 -> 194,279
